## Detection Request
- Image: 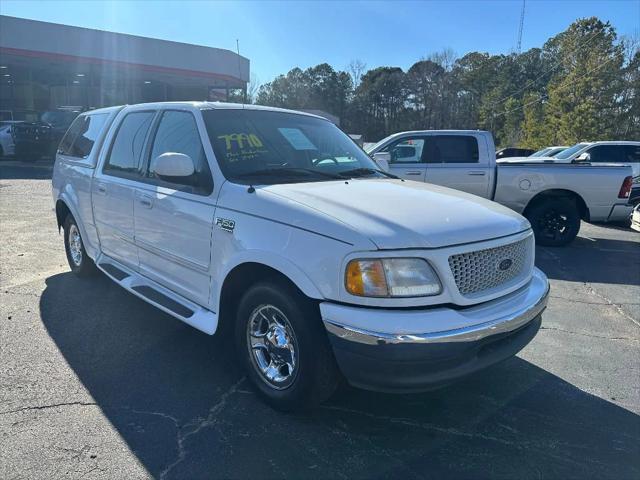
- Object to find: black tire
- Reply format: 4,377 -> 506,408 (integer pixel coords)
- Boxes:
63,214 -> 97,276
527,198 -> 581,247
235,279 -> 339,411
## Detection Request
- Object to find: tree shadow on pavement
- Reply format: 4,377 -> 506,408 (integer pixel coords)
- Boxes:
40,272 -> 640,479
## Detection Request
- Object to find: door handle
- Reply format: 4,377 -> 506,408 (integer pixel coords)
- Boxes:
96,184 -> 107,194
138,195 -> 153,208
405,171 -> 422,176
467,171 -> 486,176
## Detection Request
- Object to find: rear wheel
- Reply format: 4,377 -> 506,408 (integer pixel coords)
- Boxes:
63,214 -> 96,276
235,280 -> 339,411
527,199 -> 581,246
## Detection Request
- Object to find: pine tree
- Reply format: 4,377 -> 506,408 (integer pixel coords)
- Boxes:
543,18 -> 625,143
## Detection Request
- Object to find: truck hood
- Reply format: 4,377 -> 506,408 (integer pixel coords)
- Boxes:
264,179 -> 530,249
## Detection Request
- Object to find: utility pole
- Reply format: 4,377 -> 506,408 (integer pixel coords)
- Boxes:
517,0 -> 526,53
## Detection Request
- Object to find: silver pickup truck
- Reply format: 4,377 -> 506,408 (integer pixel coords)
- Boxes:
367,130 -> 634,246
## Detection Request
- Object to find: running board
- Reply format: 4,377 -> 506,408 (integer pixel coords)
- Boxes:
96,254 -> 217,335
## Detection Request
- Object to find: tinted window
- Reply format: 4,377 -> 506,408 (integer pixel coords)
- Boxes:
622,145 -> 640,162
104,111 -> 155,175
147,111 -> 213,195
427,135 -> 479,163
383,138 -> 425,163
587,145 -> 625,163
58,113 -> 109,158
58,117 -> 84,156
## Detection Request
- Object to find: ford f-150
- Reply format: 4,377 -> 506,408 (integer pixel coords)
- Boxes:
53,103 -> 550,410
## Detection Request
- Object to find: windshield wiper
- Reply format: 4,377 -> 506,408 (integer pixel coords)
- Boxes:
235,167 -> 343,180
338,167 -> 399,179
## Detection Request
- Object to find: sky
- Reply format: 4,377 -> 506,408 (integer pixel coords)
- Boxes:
1,0 -> 638,85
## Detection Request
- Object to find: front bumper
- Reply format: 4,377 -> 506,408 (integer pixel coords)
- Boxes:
321,268 -> 549,392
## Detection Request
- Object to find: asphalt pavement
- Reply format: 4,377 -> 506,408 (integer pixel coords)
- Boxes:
1,160 -> 639,479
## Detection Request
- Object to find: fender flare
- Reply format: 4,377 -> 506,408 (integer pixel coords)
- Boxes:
215,250 -> 325,312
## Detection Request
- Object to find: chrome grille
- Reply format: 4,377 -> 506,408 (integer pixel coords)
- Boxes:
448,237 -> 531,296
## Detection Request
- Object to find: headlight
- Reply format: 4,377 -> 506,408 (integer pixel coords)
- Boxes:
345,258 -> 442,297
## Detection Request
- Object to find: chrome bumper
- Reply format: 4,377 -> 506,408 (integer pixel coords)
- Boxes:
323,268 -> 549,345
321,268 -> 549,392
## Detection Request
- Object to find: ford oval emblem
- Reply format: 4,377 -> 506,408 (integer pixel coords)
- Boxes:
498,259 -> 513,271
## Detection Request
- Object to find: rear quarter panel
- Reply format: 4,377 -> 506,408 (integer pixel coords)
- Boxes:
52,108 -> 122,260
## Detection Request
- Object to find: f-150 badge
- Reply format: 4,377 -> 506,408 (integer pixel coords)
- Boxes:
215,217 -> 235,233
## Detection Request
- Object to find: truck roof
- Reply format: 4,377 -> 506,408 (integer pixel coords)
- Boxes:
82,101 -> 329,121
382,129 -> 491,138
578,141 -> 640,146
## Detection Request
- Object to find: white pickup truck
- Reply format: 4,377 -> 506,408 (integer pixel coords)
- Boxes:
53,103 -> 549,410
367,131 -> 634,246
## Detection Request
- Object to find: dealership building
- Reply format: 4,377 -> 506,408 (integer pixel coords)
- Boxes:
0,15 -> 250,121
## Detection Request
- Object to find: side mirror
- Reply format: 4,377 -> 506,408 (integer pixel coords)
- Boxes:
574,152 -> 590,162
152,152 -> 195,177
372,152 -> 391,172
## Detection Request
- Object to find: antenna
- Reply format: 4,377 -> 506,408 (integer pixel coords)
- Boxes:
517,0 -> 526,53
236,38 -> 246,106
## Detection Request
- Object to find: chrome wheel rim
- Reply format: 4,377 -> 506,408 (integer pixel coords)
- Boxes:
246,304 -> 298,390
68,224 -> 83,267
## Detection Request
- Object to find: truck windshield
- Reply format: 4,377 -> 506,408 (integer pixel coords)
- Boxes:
555,143 -> 589,160
202,109 -> 383,184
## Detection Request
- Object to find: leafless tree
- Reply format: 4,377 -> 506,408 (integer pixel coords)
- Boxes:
348,59 -> 367,88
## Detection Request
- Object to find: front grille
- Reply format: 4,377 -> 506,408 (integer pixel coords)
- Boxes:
448,237 -> 532,296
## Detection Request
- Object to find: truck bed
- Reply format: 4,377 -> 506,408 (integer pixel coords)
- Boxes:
494,162 -> 632,222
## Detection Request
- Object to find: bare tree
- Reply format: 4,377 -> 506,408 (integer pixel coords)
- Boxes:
246,73 -> 261,103
348,59 -> 367,88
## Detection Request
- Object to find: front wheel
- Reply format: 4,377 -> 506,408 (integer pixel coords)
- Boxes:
235,280 -> 339,411
527,199 -> 581,247
63,215 -> 97,276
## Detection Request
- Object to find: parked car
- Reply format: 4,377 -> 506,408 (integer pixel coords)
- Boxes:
529,146 -> 568,158
366,130 -> 634,246
631,203 -> 640,232
52,102 -> 550,411
13,109 -> 80,161
0,121 -> 22,157
496,147 -> 535,159
500,141 -> 640,177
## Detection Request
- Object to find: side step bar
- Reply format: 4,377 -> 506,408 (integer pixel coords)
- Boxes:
96,254 -> 218,335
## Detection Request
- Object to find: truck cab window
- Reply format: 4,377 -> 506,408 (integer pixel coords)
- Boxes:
426,135 -> 479,163
104,111 -> 155,176
384,138 -> 426,164
147,110 -> 213,195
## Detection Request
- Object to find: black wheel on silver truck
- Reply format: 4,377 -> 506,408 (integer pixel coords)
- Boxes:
63,214 -> 97,276
235,279 -> 340,411
527,198 -> 580,247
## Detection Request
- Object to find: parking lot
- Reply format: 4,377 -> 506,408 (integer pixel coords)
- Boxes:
1,161 -> 639,479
